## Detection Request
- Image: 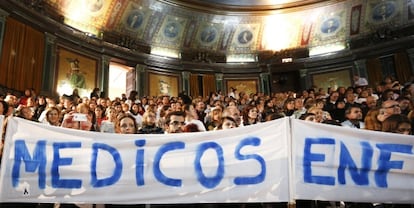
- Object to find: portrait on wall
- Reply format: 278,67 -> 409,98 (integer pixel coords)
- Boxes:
56,47 -> 97,97
350,5 -> 362,35
226,79 -> 258,96
148,73 -> 179,97
121,3 -> 151,38
311,69 -> 351,91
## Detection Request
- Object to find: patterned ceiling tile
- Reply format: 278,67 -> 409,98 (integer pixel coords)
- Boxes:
366,0 -> 402,26
154,15 -> 188,48
311,2 -> 348,45
193,22 -> 223,50
229,23 -> 261,53
120,2 -> 152,39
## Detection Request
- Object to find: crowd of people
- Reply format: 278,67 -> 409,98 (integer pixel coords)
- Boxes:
0,74 -> 414,208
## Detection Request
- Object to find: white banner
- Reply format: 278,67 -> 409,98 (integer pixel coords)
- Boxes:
0,117 -> 290,204
292,119 -> 414,204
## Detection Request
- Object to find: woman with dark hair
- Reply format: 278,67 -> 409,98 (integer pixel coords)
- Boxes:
90,87 -> 100,99
241,104 -> 260,126
382,114 -> 412,135
282,98 -> 296,117
117,114 -> 138,134
216,116 -> 238,130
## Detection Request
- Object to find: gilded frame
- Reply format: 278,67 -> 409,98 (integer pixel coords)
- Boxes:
148,72 -> 179,97
56,46 -> 97,97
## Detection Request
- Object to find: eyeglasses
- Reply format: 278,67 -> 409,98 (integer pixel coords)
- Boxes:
170,121 -> 185,126
384,104 -> 400,109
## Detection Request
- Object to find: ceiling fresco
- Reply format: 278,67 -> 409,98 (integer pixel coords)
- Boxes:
42,0 -> 413,59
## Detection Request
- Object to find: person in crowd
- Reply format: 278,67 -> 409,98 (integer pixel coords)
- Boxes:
17,88 -> 33,107
183,123 -> 200,132
380,99 -> 401,120
222,105 -> 242,127
164,111 -> 186,134
44,107 -> 61,126
293,97 -> 306,119
61,103 -> 93,131
113,101 -> 124,117
183,103 -> 206,132
34,95 -> 47,120
121,103 -> 130,114
205,106 -> 222,130
307,106 -> 325,123
125,90 -> 138,107
90,87 -> 100,99
94,104 -> 106,131
70,88 -> 81,104
397,96 -> 412,115
228,87 -> 238,99
382,114 -> 412,135
344,91 -> 360,111
282,98 -> 295,117
364,108 -> 383,131
341,105 -> 365,129
299,113 -> 317,122
17,106 -> 35,121
216,116 -> 238,130
137,111 -> 164,134
117,114 -> 138,134
241,104 -> 260,126
100,106 -> 117,133
61,94 -> 75,116
353,74 -> 368,87
128,102 -> 144,129
195,100 -> 207,125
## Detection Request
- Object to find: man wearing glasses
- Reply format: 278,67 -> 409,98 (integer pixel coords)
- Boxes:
381,100 -> 401,119
165,111 -> 186,134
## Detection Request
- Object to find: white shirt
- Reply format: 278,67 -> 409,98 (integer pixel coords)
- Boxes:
185,119 -> 206,132
354,77 -> 368,87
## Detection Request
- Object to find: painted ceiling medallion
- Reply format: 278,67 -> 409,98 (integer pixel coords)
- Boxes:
371,1 -> 396,22
200,26 -> 218,43
125,10 -> 144,30
237,30 -> 253,44
164,21 -> 181,39
320,17 -> 341,34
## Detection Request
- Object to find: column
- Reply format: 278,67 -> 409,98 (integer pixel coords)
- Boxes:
406,48 -> 414,75
41,33 -> 57,96
353,59 -> 368,78
182,71 -> 190,94
260,72 -> 270,95
100,55 -> 110,98
135,64 -> 146,97
0,8 -> 9,57
299,69 -> 309,91
215,73 -> 223,93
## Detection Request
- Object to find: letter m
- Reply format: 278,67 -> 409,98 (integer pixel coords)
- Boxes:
12,140 -> 47,189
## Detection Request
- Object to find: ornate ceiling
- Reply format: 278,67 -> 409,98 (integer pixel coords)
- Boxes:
8,0 -> 414,63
